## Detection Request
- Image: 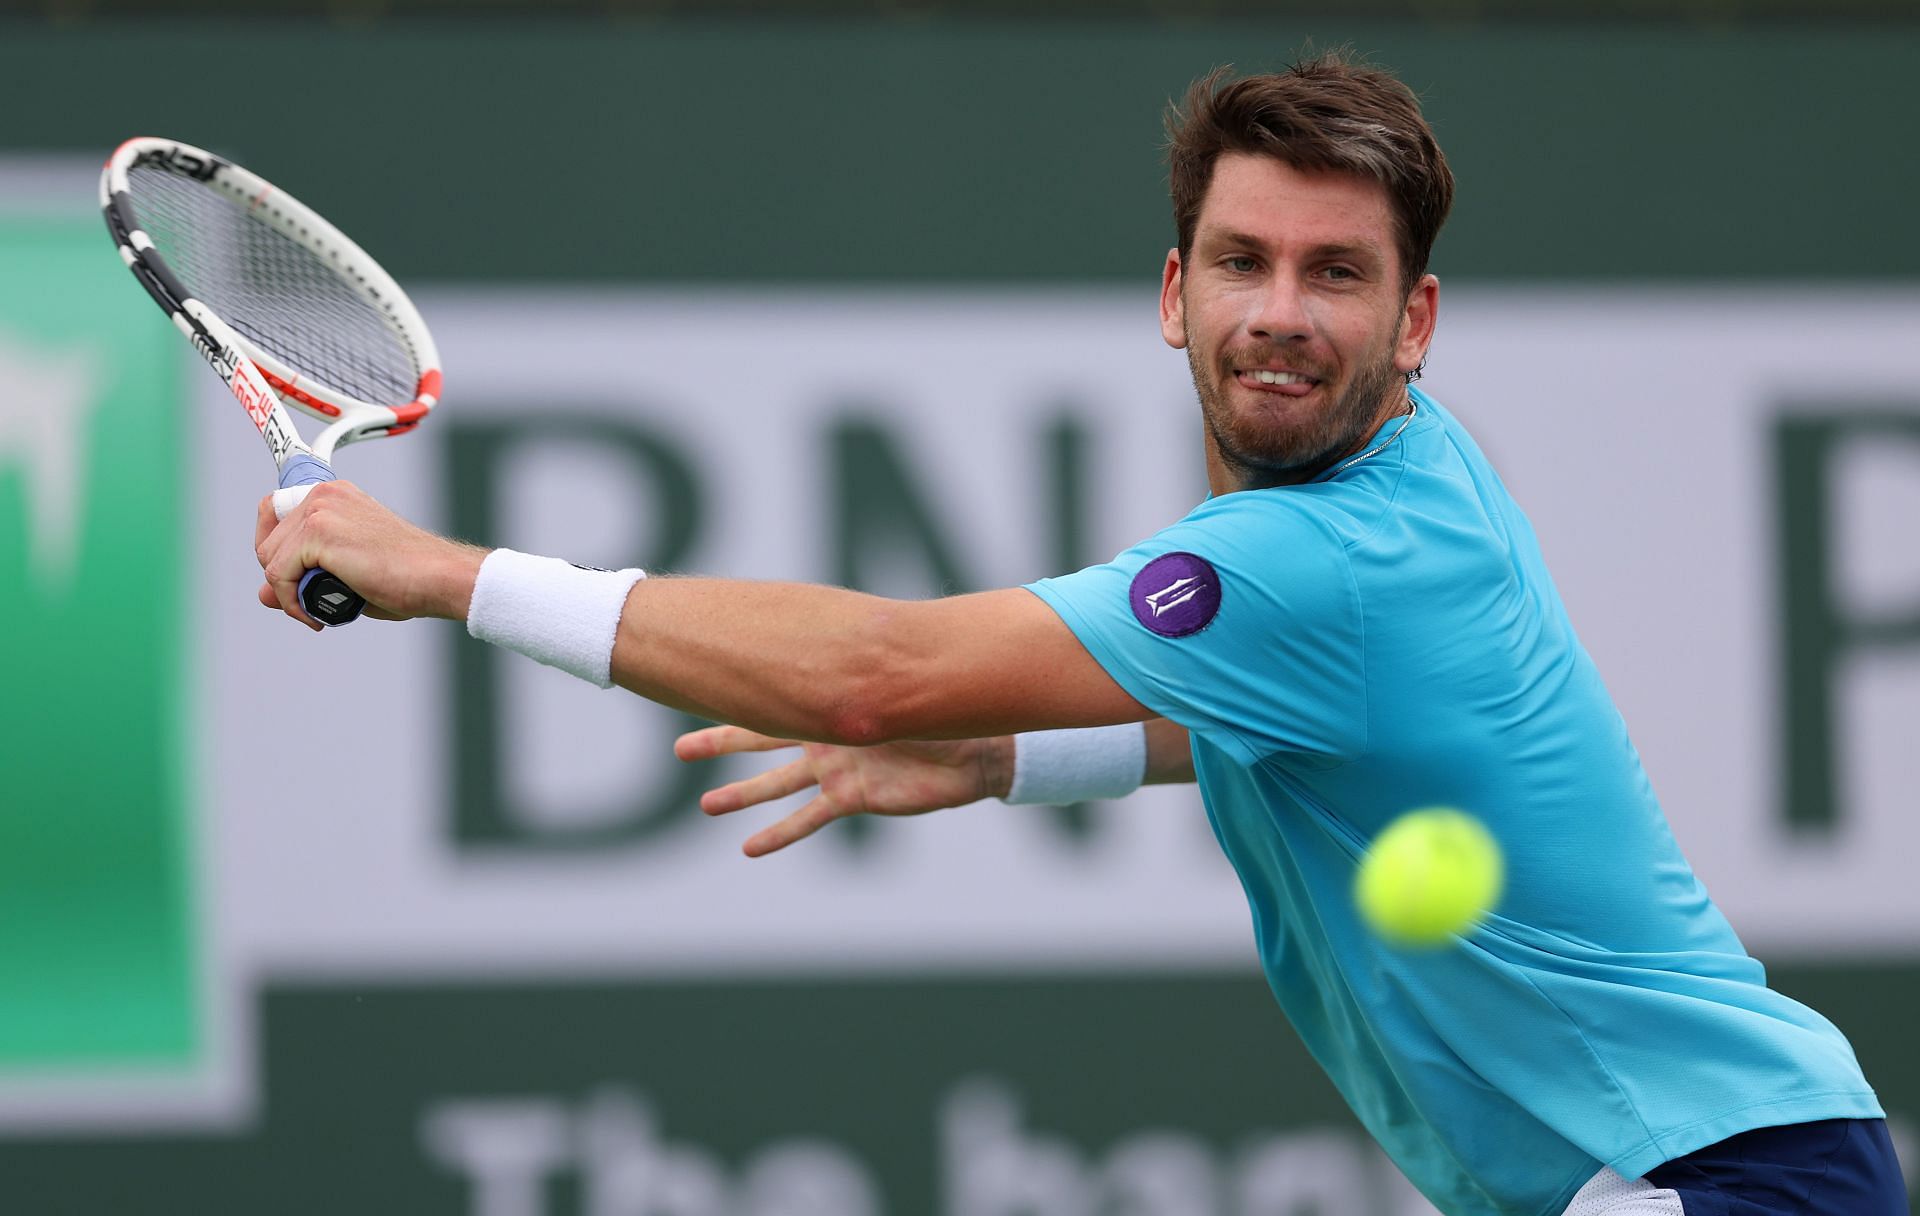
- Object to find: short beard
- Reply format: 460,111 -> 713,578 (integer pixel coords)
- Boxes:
1191,334 -> 1405,490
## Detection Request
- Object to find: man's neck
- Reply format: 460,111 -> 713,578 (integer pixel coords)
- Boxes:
1204,391 -> 1412,496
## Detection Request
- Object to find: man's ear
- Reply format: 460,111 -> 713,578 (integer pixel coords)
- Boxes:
1160,248 -> 1187,350
1395,273 -> 1439,375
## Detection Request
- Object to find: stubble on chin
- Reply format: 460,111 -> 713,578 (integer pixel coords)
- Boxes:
1189,342 -> 1402,488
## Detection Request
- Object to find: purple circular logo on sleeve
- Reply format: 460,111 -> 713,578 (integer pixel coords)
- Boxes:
1129,551 -> 1221,638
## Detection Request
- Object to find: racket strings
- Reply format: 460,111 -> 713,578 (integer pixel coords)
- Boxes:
127,164 -> 420,407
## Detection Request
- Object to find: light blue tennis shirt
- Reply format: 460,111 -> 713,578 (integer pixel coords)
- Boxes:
1026,387 -> 1881,1216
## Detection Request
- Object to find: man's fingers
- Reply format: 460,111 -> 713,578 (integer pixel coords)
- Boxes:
255,494 -> 279,553
259,536 -> 323,630
264,569 -> 321,630
275,582 -> 322,631
700,759 -> 817,816
257,580 -> 320,630
254,495 -> 319,629
743,796 -> 841,858
674,724 -> 798,762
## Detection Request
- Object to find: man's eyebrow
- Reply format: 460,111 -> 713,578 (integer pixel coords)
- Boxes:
1310,241 -> 1386,263
1194,228 -> 1386,262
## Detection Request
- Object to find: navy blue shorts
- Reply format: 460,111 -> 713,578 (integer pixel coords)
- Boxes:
1645,1118 -> 1907,1215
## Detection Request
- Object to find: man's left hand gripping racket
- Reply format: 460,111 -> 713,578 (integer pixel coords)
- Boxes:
101,137 -> 441,626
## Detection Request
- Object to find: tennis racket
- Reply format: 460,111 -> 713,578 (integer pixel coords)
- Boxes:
99,136 -> 441,627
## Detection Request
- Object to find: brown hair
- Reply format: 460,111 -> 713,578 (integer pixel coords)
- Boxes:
1166,52 -> 1454,290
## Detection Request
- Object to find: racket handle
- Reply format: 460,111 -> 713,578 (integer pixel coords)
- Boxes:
297,568 -> 365,627
277,453 -> 366,628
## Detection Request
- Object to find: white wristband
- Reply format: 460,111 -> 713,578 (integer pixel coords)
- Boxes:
1004,723 -> 1149,805
466,549 -> 647,688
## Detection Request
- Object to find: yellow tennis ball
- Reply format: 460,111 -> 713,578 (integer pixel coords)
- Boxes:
1354,808 -> 1504,948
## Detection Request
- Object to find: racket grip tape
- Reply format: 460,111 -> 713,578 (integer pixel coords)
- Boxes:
277,453 -> 366,628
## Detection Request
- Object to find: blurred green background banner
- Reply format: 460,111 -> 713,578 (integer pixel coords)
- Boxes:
0,216 -> 199,1075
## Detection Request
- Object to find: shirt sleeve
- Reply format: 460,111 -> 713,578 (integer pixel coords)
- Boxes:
1026,492 -> 1368,768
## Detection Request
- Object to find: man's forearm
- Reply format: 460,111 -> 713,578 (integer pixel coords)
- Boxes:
252,483 -> 1149,743
607,576 -> 910,744
605,577 -> 1149,746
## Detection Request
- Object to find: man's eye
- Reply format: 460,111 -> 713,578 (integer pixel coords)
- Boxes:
1323,265 -> 1357,281
1227,256 -> 1258,273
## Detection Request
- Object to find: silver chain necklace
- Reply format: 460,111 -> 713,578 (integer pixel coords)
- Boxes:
1330,397 -> 1418,476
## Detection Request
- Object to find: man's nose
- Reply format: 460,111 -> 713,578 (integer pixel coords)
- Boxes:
1247,273 -> 1312,343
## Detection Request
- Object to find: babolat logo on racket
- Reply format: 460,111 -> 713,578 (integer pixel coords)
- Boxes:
133,145 -> 221,182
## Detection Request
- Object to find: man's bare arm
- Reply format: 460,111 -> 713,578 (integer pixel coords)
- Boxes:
254,482 -> 1152,744
680,715 -> 1194,857
607,578 -> 1149,744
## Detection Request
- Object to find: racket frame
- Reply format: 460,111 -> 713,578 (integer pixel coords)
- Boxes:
100,136 -> 441,463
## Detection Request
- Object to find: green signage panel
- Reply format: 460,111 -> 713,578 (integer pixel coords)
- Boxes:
0,217 -> 198,1069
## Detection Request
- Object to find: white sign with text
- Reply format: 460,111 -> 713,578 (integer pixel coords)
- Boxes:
201,288 -> 1920,977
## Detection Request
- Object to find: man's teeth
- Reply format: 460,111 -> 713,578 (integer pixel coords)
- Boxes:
1249,370 -> 1313,385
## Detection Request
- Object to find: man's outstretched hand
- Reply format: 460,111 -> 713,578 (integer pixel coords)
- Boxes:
675,725 -> 1015,857
254,481 -> 486,630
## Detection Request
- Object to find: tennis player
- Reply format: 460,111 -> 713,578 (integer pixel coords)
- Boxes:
253,53 -> 1904,1216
